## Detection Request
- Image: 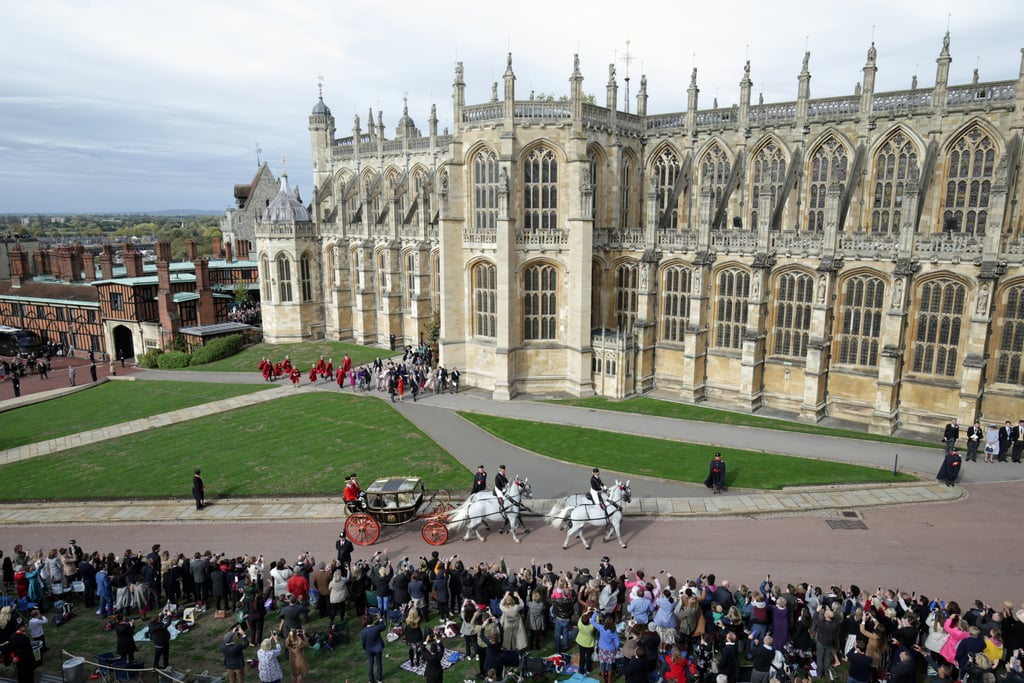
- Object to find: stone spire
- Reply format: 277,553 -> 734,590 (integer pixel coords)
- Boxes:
636,73 -> 648,117
686,68 -> 699,135
453,61 -> 465,133
739,61 -> 752,130
861,42 -> 878,115
934,32 -> 952,107
797,51 -> 812,120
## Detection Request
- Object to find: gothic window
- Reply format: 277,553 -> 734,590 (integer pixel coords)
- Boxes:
911,279 -> 966,377
406,253 -> 416,297
277,256 -> 293,303
870,132 -> 918,233
698,143 -> 731,226
261,256 -> 271,300
299,254 -> 313,302
995,284 -> 1024,385
587,149 -> 599,222
615,263 -> 638,331
661,265 -> 691,342
377,252 -> 387,301
806,136 -> 849,231
771,272 -> 814,358
324,248 -> 335,291
414,168 -> 429,221
524,263 -> 557,340
473,149 -> 499,230
523,147 -> 558,231
620,155 -> 633,228
432,252 -> 440,307
652,147 -> 680,230
714,268 -> 750,349
943,125 -> 996,234
750,140 -> 786,230
836,275 -> 885,366
473,262 -> 497,338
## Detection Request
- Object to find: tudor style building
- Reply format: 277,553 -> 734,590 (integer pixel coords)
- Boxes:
250,36 -> 1024,435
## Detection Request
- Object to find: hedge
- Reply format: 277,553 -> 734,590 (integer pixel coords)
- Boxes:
189,334 -> 243,366
156,351 -> 192,369
137,349 -> 164,369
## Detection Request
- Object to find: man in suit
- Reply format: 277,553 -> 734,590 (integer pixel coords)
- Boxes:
965,420 -> 983,462
998,421 -> 1013,462
943,417 -> 960,455
1012,419 -> 1024,463
717,631 -> 740,683
471,465 -> 487,494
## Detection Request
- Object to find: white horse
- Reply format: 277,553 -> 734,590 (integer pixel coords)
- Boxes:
551,480 -> 631,550
446,477 -> 533,543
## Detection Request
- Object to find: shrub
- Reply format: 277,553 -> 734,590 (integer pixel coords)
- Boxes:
189,334 -> 244,366
156,351 -> 192,369
136,349 -> 164,369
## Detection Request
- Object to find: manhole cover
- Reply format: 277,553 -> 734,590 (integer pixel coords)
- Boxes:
827,519 -> 868,530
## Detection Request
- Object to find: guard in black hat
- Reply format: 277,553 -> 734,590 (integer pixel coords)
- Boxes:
493,465 -> 508,505
590,467 -> 606,510
192,468 -> 205,510
471,464 -> 487,494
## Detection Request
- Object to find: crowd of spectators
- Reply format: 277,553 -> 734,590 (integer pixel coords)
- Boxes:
3,538 -> 1024,683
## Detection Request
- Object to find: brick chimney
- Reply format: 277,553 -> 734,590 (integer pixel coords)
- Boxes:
123,243 -> 143,278
235,239 -> 250,261
224,241 -> 233,263
211,236 -> 222,259
10,245 -> 29,287
194,258 -> 216,325
70,245 -> 85,282
99,245 -> 114,280
157,260 -> 179,337
58,247 -> 75,281
83,252 -> 96,282
184,239 -> 197,261
155,240 -> 172,263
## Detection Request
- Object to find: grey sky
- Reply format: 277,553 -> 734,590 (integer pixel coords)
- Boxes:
1,0 -> 1021,214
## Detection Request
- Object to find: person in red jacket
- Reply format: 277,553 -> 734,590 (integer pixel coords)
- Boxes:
274,361 -> 283,380
336,367 -> 345,389
289,366 -> 301,387
325,358 -> 334,378
283,356 -> 292,372
315,356 -> 326,377
309,366 -> 317,384
343,474 -> 366,512
261,361 -> 271,382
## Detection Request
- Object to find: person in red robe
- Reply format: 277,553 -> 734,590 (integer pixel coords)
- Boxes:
258,357 -> 268,373
274,361 -> 283,380
315,356 -> 326,377
283,356 -> 292,372
289,366 -> 301,386
336,367 -> 344,388
262,363 -> 271,382
309,366 -> 317,384
341,355 -> 351,376
325,358 -> 334,378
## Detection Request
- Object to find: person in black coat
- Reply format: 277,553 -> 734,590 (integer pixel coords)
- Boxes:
706,452 -> 727,494
421,634 -> 445,683
221,627 -> 250,683
936,450 -> 962,487
622,646 -> 649,683
6,627 -> 36,683
718,632 -> 741,683
114,613 -> 138,662
192,469 -> 205,510
147,616 -> 171,668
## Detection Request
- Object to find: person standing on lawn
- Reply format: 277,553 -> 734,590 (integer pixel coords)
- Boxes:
193,469 -> 205,510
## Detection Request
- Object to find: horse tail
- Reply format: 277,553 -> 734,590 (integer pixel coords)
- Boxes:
548,499 -> 568,528
446,499 -> 473,531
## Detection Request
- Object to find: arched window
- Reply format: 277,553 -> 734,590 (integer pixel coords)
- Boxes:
377,252 -> 388,300
615,263 -> 638,331
432,252 -> 440,307
943,125 -> 996,234
523,147 -> 558,231
261,256 -> 271,301
750,140 -> 786,230
406,253 -> 417,297
772,272 -> 813,358
806,135 -> 849,231
620,155 -> 634,228
661,266 -> 691,342
277,256 -> 293,303
871,132 -> 918,233
299,254 -> 313,302
587,148 -> 600,222
524,263 -> 557,340
715,268 -> 750,349
473,149 -> 499,230
652,148 -> 680,230
324,247 -> 335,291
698,143 -> 731,226
473,262 -> 497,338
911,279 -> 966,377
995,284 -> 1024,385
836,275 -> 885,366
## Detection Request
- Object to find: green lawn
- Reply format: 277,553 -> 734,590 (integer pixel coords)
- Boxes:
0,393 -> 464,501
551,396 -> 933,448
0,381 -> 271,450
459,412 -> 916,489
187,340 -> 389,373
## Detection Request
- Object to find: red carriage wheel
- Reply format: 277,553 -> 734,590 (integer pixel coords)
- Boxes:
421,520 -> 449,546
345,512 -> 381,546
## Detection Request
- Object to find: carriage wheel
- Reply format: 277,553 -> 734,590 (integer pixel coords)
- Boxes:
421,520 -> 449,546
345,513 -> 381,546
422,489 -> 453,518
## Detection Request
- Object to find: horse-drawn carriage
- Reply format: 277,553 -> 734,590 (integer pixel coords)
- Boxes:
343,476 -> 453,546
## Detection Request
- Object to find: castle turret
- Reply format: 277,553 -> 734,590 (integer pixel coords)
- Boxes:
309,83 -> 336,190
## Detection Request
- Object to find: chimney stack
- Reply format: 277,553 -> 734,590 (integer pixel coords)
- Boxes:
156,240 -> 172,263
123,244 -> 144,278
83,252 -> 96,282
224,241 -> 233,263
194,258 -> 217,325
211,236 -> 222,259
157,259 -> 179,338
99,245 -> 114,280
10,245 -> 29,287
235,239 -> 250,261
185,239 -> 197,261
